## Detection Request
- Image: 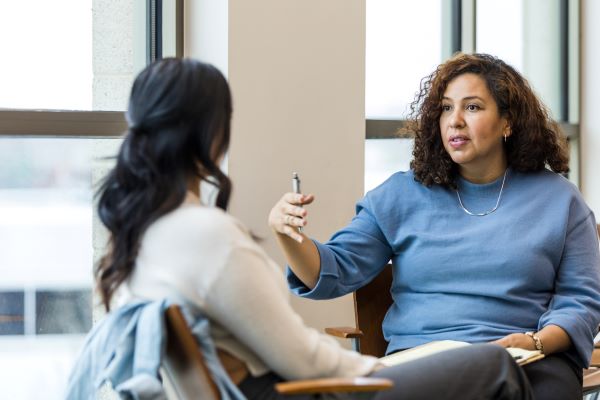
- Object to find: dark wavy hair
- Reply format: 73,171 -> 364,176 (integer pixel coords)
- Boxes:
408,53 -> 569,188
95,58 -> 232,310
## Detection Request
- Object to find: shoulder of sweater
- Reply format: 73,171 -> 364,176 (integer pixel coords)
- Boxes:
515,168 -> 581,197
361,169 -> 432,210
513,169 -> 593,219
145,205 -> 251,245
379,169 -> 416,187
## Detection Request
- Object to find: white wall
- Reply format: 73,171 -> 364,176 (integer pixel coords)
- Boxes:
185,0 -> 365,340
581,0 -> 600,216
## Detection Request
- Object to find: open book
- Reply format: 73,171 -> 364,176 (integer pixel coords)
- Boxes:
380,340 -> 544,367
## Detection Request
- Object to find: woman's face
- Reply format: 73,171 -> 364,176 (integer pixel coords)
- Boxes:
439,73 -> 510,180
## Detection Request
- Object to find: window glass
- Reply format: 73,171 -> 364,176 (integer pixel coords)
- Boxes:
0,292 -> 24,335
365,138 -> 413,193
366,0 -> 442,118
0,137 -> 118,399
0,1 -> 144,111
476,0 -> 563,121
365,0 -> 442,191
0,1 -> 92,110
476,0 -> 524,71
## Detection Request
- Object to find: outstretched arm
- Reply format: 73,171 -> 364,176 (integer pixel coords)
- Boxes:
268,192 -> 321,288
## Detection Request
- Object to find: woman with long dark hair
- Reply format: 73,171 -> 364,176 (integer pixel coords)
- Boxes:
91,57 -> 532,399
96,58 -> 232,311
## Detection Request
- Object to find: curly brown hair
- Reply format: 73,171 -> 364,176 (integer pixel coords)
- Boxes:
408,53 -> 569,189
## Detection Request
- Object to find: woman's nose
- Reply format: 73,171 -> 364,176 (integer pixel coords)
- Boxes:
448,109 -> 465,128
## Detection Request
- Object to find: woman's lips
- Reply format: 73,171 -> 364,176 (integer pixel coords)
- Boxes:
449,135 -> 469,149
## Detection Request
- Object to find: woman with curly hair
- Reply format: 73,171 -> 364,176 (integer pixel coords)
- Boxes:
269,53 -> 600,399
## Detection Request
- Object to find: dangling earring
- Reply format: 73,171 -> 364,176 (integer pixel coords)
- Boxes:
504,134 -> 507,142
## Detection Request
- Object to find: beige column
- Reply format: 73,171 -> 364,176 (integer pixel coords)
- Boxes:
186,0 -> 366,340
228,0 -> 365,339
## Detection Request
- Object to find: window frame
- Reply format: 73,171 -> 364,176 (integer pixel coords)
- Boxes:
0,0 -> 184,338
0,0 -> 183,139
0,110 -> 125,138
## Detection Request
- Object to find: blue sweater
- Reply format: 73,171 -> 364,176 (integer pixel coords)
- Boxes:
288,168 -> 600,368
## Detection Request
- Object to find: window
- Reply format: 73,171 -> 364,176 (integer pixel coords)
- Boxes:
366,0 -> 442,119
365,0 -> 443,191
365,139 -> 413,192
0,292 -> 24,335
0,137 -> 120,398
0,1 -> 139,111
0,1 -> 93,110
0,1 -> 182,398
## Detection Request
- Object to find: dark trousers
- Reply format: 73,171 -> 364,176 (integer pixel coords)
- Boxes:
239,344 -> 534,400
522,352 -> 582,400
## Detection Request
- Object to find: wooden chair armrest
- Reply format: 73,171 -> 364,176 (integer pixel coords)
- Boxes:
591,349 -> 600,368
583,368 -> 600,394
275,377 -> 393,395
324,326 -> 363,339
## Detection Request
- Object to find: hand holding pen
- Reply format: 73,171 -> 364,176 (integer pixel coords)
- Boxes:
267,172 -> 315,243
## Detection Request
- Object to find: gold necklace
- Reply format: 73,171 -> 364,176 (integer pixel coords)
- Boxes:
456,169 -> 508,216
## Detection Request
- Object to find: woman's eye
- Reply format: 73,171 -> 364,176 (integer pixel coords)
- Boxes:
466,104 -> 480,111
442,105 -> 451,111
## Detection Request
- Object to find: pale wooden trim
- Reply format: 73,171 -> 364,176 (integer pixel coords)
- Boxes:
324,326 -> 363,339
275,377 -> 393,395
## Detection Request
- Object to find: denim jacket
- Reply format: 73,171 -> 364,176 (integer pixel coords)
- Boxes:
64,299 -> 245,400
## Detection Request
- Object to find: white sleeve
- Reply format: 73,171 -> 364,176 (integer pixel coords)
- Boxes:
202,238 -> 379,380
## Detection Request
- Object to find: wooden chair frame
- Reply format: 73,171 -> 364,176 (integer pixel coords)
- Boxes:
162,305 -> 221,400
162,305 -> 392,399
326,265 -> 392,357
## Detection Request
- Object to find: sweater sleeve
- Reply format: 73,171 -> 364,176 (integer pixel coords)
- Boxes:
202,235 -> 380,380
287,194 -> 394,300
538,212 -> 600,368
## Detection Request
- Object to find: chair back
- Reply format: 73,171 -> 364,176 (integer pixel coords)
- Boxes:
353,264 -> 393,357
162,305 -> 220,400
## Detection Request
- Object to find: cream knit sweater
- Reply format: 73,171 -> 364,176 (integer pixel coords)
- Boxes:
119,203 -> 378,380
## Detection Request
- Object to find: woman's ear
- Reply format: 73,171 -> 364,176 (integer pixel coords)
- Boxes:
503,122 -> 511,138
